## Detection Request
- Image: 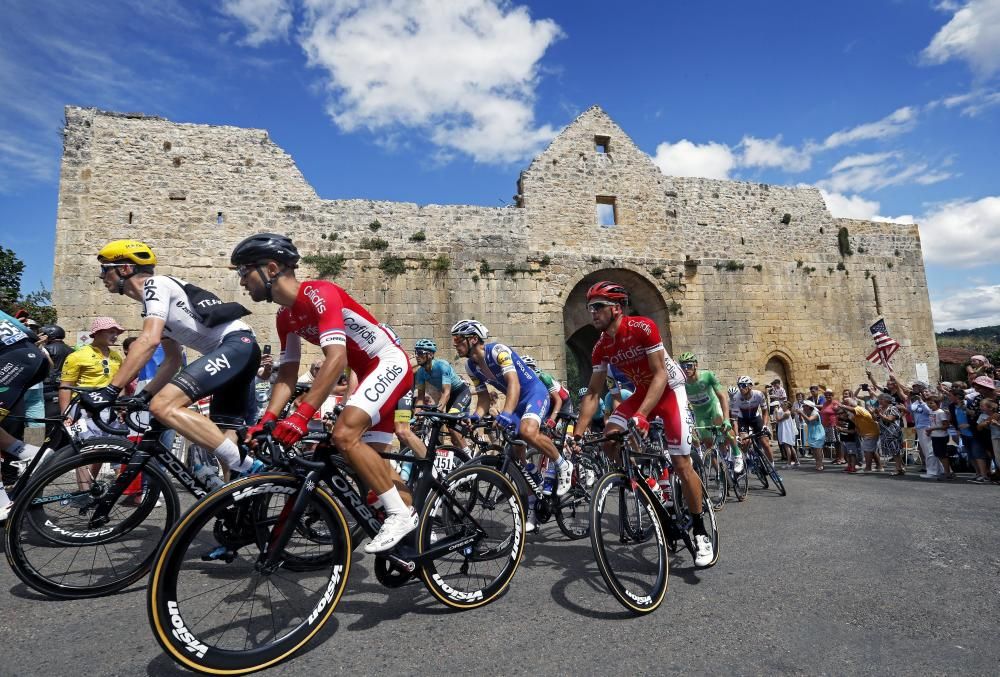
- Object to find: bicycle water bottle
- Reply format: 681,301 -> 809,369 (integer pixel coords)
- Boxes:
542,464 -> 556,495
657,467 -> 673,507
525,462 -> 542,488
193,463 -> 224,492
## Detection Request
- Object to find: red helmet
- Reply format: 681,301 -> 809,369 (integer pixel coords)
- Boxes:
586,281 -> 629,304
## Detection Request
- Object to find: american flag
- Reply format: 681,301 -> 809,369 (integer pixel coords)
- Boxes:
866,318 -> 900,369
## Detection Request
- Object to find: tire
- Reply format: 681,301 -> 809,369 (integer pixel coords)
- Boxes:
589,471 -> 669,614
555,482 -> 591,540
730,461 -> 749,501
758,453 -> 787,496
417,465 -> 525,609
702,447 -> 727,511
148,473 -> 351,675
672,474 -> 720,568
751,449 -> 770,489
5,447 -> 179,599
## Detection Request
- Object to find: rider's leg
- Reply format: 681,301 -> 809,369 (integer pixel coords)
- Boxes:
149,384 -> 246,471
672,454 -> 705,526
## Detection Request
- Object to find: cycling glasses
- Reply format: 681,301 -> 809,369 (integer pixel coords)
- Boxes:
415,350 -> 433,357
587,301 -> 615,313
680,362 -> 696,370
235,264 -> 256,279
99,263 -> 128,279
101,358 -> 110,376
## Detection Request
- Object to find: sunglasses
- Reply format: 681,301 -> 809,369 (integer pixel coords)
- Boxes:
415,349 -> 433,357
738,384 -> 750,389
680,362 -> 696,370
587,302 -> 615,313
101,358 -> 110,376
235,264 -> 257,279
99,263 -> 128,279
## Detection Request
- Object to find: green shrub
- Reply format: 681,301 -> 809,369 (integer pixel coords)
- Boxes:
302,253 -> 346,279
379,255 -> 405,276
430,255 -> 451,273
838,227 -> 853,256
409,230 -> 426,242
479,260 -> 490,275
360,237 -> 389,251
369,219 -> 382,232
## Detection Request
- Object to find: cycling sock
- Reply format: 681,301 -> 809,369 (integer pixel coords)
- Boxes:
3,439 -> 25,459
379,486 -> 409,517
691,512 -> 707,536
555,456 -> 567,468
214,438 -> 252,474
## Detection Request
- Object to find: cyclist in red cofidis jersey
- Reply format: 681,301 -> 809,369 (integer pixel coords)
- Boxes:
574,281 -> 714,567
231,233 -> 417,554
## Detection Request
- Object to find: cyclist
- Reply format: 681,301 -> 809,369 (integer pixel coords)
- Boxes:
413,338 -> 473,451
520,354 -> 573,429
232,233 -> 416,553
450,320 -> 573,496
79,240 -> 263,481
574,281 -> 713,567
0,309 -> 49,520
678,352 -> 743,473
39,324 -> 73,418
733,376 -> 774,462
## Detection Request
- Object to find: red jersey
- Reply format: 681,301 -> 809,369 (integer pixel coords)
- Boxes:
276,280 -> 404,374
591,316 -> 684,391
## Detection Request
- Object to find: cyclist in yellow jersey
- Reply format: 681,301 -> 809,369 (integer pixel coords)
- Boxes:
59,317 -> 125,435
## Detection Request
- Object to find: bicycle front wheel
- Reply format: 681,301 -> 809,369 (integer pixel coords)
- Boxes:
418,465 -> 525,609
589,471 -> 668,614
758,453 -> 787,496
702,448 -> 727,511
5,447 -> 179,599
148,473 -> 351,675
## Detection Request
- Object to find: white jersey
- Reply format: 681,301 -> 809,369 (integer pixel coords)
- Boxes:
140,275 -> 251,355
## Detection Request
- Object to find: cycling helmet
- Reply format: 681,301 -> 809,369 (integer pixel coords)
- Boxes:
727,386 -> 738,395
521,354 -> 538,369
40,324 -> 65,341
230,233 -> 300,267
586,281 -> 629,304
677,351 -> 696,363
97,239 -> 157,266
414,338 -> 437,353
737,376 -> 754,388
578,387 -> 589,398
450,319 -> 488,341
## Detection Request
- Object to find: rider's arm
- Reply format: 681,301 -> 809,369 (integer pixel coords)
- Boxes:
576,368 -> 610,435
109,315 -> 166,390
140,338 -> 182,395
714,383 -> 730,419
636,352 -> 668,418
298,343 -> 347,414
265,360 -> 299,418
501,370 -> 520,415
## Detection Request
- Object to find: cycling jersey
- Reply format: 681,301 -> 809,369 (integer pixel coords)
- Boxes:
61,344 -> 123,388
535,370 -> 570,402
466,343 -> 550,424
591,316 -> 690,455
415,359 -> 465,393
685,370 -> 724,421
141,276 -> 252,355
276,280 -> 412,442
733,389 -> 767,420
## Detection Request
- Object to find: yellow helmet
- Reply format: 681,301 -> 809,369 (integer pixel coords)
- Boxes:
97,240 -> 157,265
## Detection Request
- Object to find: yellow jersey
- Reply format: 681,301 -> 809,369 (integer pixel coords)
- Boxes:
61,345 -> 124,388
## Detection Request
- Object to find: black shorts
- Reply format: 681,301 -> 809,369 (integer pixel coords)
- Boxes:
739,415 -> 770,437
0,342 -> 49,420
558,396 -> 575,417
930,435 -> 950,460
445,383 -> 472,413
170,331 -> 261,425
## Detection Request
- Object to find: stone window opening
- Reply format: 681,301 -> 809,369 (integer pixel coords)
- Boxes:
128,211 -> 133,224
595,135 -> 610,154
872,275 -> 882,315
217,211 -> 224,226
596,196 -> 617,227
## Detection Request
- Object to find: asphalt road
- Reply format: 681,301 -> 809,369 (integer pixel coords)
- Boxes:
2,467 -> 998,676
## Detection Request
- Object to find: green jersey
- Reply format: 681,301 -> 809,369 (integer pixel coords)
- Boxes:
685,370 -> 724,420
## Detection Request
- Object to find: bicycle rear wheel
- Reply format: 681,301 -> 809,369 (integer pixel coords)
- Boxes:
5,448 -> 179,599
758,453 -> 787,496
702,447 -> 727,511
589,471 -> 668,614
555,480 -> 591,540
148,473 -> 350,675
674,475 -> 720,568
418,465 -> 525,609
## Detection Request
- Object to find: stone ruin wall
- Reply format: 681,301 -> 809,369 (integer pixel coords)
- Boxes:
52,105 -> 938,395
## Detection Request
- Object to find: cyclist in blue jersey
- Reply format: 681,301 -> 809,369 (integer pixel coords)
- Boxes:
413,338 -> 472,450
451,320 -> 572,496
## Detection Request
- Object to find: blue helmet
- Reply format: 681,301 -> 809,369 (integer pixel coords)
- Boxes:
414,338 -> 437,353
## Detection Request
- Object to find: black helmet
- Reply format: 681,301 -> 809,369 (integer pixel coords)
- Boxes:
230,233 -> 300,267
40,324 -> 65,340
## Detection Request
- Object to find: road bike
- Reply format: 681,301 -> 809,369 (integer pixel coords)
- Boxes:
147,428 -> 525,674
741,430 -> 786,496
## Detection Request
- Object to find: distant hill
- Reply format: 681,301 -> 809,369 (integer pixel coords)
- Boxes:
937,325 -> 1000,362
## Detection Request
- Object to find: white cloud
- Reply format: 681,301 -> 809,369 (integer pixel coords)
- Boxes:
932,284 -> 1000,331
818,189 -> 915,224
922,0 -> 1000,77
918,195 -> 1000,265
739,135 -> 812,172
652,139 -> 736,179
295,0 -> 562,164
221,0 -> 293,46
830,151 -> 899,173
822,107 -> 918,149
818,150 -> 952,194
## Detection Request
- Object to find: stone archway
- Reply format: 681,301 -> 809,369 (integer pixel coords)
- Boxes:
762,351 -> 794,391
563,268 -> 671,393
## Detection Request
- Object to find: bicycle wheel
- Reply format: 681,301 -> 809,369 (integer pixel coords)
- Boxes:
148,473 -> 350,675
589,471 -> 669,614
5,448 -> 179,599
673,474 -> 720,568
758,453 -> 787,496
555,479 -> 591,540
729,461 -> 749,501
750,449 -> 770,489
702,447 -> 727,511
418,465 -> 525,609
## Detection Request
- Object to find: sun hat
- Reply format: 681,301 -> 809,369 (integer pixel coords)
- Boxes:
973,375 -> 995,390
971,354 -> 987,363
802,399 -> 816,408
89,317 -> 125,336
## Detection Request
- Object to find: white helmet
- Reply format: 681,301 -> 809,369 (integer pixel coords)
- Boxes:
521,354 -> 538,369
450,319 -> 488,341
727,386 -> 738,395
737,376 -> 754,388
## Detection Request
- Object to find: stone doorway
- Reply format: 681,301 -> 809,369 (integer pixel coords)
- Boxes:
563,268 -> 671,393
762,353 -> 793,392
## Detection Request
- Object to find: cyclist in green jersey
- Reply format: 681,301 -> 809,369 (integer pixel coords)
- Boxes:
678,352 -> 743,472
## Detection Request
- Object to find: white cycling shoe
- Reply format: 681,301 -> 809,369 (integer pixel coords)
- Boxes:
526,516 -> 538,534
556,460 -> 574,496
732,454 -> 745,474
694,534 -> 715,567
364,508 -> 418,554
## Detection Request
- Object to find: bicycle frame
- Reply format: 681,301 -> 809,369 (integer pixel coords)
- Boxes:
4,410 -> 86,502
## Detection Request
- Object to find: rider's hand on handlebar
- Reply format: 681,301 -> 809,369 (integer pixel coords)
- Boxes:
117,390 -> 153,409
246,411 -> 278,443
79,384 -> 121,414
631,413 -> 650,435
545,418 -> 557,430
273,403 -> 316,445
495,411 -> 517,434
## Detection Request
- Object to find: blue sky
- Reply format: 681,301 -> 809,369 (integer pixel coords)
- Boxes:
1,0 -> 999,331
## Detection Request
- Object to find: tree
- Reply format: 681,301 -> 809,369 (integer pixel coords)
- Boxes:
0,246 -> 57,325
